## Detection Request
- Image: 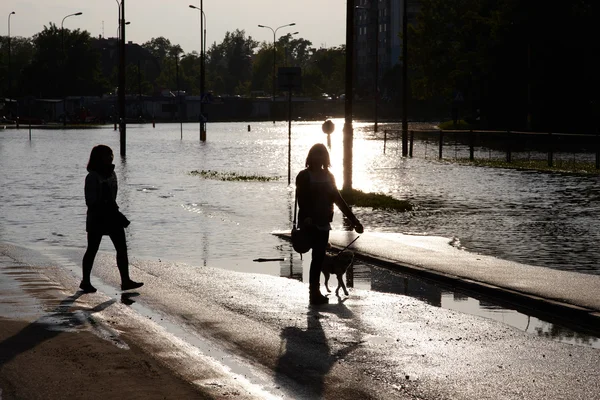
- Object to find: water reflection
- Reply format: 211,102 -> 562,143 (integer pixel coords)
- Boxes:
2,121 -> 600,276
295,259 -> 600,349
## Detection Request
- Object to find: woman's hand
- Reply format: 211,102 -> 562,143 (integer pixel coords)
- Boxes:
354,221 -> 364,234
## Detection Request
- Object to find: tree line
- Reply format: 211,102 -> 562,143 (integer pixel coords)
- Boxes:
2,1 -> 600,132
0,25 -> 345,102
408,0 -> 600,132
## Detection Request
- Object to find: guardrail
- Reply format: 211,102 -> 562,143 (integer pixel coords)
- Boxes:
383,129 -> 600,169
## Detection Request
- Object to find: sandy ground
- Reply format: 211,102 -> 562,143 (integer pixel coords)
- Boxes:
0,247 -> 260,400
0,318 -> 210,400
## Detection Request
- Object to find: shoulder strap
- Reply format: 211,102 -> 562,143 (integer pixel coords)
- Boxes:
293,189 -> 298,229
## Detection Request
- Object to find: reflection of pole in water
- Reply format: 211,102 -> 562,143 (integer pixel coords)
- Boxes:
346,262 -> 353,288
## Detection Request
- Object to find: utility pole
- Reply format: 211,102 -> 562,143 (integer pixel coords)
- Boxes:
8,12 -> 15,102
119,0 -> 126,156
401,0 -> 408,156
343,0 -> 355,191
373,2 -> 379,133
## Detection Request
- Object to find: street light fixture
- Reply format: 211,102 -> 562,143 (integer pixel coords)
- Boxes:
7,11 -> 15,102
258,22 -> 296,123
189,3 -> 207,141
61,11 -> 83,126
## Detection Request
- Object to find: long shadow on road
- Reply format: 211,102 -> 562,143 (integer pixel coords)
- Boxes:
0,291 -> 116,368
274,299 -> 366,398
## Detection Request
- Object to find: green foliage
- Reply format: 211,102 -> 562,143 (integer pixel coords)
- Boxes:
1,25 -> 348,101
303,46 -> 346,98
206,30 -> 258,96
340,189 -> 412,211
408,0 -> 600,132
190,170 -> 280,182
438,120 -> 473,130
0,36 -> 34,97
19,23 -> 107,98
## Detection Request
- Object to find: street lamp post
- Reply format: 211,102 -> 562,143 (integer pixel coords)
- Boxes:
401,0 -> 408,156
7,11 -> 15,102
189,3 -> 207,141
343,0 -> 355,191
61,11 -> 82,127
258,22 -> 296,124
118,0 -> 126,156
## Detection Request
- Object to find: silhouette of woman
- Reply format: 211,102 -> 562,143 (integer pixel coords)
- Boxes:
80,145 -> 143,293
295,143 -> 363,305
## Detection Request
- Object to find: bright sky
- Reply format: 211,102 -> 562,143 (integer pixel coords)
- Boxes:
3,0 -> 348,53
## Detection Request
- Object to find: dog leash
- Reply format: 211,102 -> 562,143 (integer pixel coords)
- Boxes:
332,235 -> 360,259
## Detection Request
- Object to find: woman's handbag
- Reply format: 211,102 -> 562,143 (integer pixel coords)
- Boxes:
117,211 -> 131,228
291,191 -> 311,254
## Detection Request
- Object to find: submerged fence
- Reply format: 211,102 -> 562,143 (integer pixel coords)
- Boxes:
383,129 -> 600,169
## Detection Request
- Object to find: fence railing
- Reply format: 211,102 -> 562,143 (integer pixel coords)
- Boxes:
383,129 -> 600,169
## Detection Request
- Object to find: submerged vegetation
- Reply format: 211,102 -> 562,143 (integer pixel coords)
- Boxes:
190,170 -> 280,182
438,120 -> 473,130
191,170 -> 412,210
340,189 -> 412,211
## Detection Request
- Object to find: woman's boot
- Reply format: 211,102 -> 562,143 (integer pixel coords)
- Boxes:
309,286 -> 329,305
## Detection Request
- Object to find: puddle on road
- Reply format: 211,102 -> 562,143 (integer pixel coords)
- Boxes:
280,258 -> 600,349
354,262 -> 600,349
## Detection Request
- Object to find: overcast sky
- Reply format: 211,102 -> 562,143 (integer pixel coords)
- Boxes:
3,0 -> 348,52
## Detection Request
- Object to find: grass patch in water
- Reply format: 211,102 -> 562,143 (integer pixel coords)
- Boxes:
455,158 -> 600,175
340,188 -> 412,211
190,169 -> 280,182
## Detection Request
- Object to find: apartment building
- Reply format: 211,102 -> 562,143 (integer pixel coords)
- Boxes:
355,0 -> 419,99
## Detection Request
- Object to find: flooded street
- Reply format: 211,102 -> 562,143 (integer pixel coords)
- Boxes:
1,121 -> 599,398
1,120 -> 599,276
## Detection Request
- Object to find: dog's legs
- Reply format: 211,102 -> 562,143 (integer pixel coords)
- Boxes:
335,273 -> 349,296
323,272 -> 332,293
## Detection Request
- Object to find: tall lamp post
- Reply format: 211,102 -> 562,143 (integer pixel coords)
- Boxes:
7,11 -> 15,102
401,0 -> 408,156
258,22 -> 296,124
61,11 -> 82,127
118,0 -> 127,156
189,3 -> 207,141
343,0 -> 355,191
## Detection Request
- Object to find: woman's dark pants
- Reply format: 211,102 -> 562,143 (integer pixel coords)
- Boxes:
309,229 -> 330,292
82,227 -> 129,284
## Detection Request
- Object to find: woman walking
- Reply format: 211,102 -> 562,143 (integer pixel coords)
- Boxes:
80,145 -> 143,293
296,143 -> 363,305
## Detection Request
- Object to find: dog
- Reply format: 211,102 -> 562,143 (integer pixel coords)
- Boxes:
322,250 -> 354,297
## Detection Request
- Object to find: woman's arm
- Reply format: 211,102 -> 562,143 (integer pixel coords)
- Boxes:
331,174 -> 364,233
84,173 -> 99,208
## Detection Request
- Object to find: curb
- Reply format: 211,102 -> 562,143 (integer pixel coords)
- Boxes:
275,233 -> 600,337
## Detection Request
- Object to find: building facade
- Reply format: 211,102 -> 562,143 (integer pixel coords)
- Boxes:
354,0 -> 420,100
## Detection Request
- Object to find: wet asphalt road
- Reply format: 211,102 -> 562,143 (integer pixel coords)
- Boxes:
1,243 -> 599,400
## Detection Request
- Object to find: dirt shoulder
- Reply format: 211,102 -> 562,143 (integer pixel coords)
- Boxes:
0,318 -> 211,400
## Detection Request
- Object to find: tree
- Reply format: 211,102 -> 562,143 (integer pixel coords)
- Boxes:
408,0 -> 600,132
20,23 -> 107,98
206,29 -> 258,96
142,37 -> 180,65
0,36 -> 34,97
303,46 -> 345,98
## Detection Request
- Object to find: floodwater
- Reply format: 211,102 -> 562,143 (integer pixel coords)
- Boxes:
1,120 -> 599,275
1,120 -> 599,347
